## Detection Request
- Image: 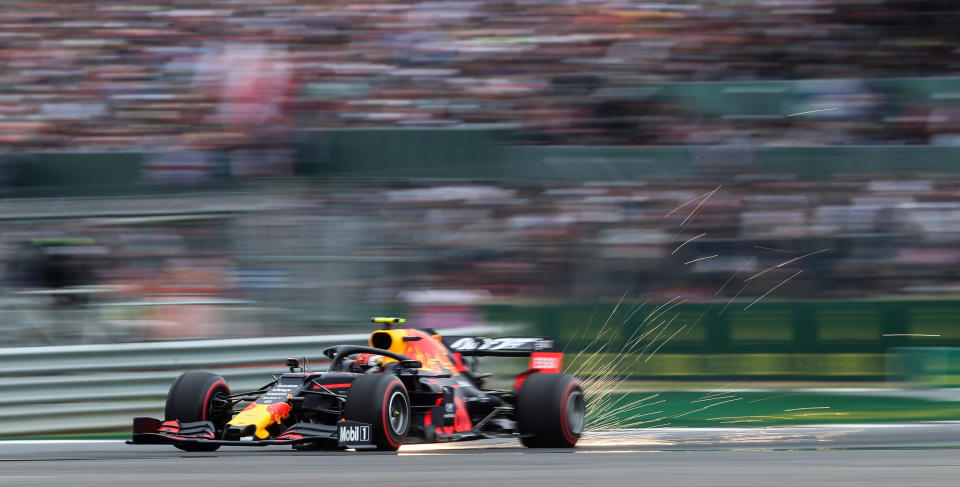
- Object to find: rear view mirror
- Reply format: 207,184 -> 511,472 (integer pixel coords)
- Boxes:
286,357 -> 301,372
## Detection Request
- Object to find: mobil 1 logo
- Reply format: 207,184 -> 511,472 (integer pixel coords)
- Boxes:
337,421 -> 372,447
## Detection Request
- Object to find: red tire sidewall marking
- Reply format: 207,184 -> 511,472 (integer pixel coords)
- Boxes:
201,380 -> 228,422
382,380 -> 404,448
559,380 -> 580,446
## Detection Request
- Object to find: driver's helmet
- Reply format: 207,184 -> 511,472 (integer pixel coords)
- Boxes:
331,358 -> 354,372
351,353 -> 386,373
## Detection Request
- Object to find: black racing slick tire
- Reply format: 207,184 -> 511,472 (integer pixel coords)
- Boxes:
343,374 -> 410,451
164,371 -> 231,452
516,373 -> 586,448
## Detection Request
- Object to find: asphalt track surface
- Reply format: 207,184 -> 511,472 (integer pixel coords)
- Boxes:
4,424 -> 960,487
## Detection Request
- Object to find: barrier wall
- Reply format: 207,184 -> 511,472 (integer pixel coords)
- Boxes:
893,347 -> 960,386
495,145 -> 960,181
484,299 -> 960,380
294,126 -> 511,178
8,140 -> 960,195
630,77 -> 960,117
0,325 -> 500,437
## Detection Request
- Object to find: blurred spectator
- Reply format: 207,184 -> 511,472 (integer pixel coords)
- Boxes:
4,174 -> 960,344
0,1 -> 956,148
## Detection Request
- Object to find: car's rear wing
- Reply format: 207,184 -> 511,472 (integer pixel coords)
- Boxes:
440,336 -> 560,356
439,335 -> 565,388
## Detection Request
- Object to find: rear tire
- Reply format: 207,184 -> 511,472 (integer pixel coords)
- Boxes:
165,371 -> 231,452
516,373 -> 585,448
343,374 -> 410,451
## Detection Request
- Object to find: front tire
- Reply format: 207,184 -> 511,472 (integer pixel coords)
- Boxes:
165,371 -> 231,452
516,373 -> 585,448
343,374 -> 410,451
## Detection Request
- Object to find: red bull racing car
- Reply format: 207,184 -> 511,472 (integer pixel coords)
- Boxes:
129,318 -> 586,451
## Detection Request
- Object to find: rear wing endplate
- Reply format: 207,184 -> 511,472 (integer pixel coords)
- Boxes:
441,336 -> 560,357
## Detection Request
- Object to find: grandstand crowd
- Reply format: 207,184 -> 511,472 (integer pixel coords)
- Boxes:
1,0 -> 958,149
7,176 -> 960,303
6,172 -> 960,343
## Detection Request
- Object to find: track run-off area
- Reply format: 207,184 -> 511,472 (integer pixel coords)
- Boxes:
3,424 -> 960,487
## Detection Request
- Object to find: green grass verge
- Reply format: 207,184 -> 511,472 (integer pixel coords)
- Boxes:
589,391 -> 960,428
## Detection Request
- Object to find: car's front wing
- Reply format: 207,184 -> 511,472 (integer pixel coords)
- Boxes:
127,417 -> 373,448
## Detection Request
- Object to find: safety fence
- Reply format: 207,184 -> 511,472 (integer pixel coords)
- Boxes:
0,326 -> 499,437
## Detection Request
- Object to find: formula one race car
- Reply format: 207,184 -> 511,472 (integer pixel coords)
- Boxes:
129,318 -> 585,451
